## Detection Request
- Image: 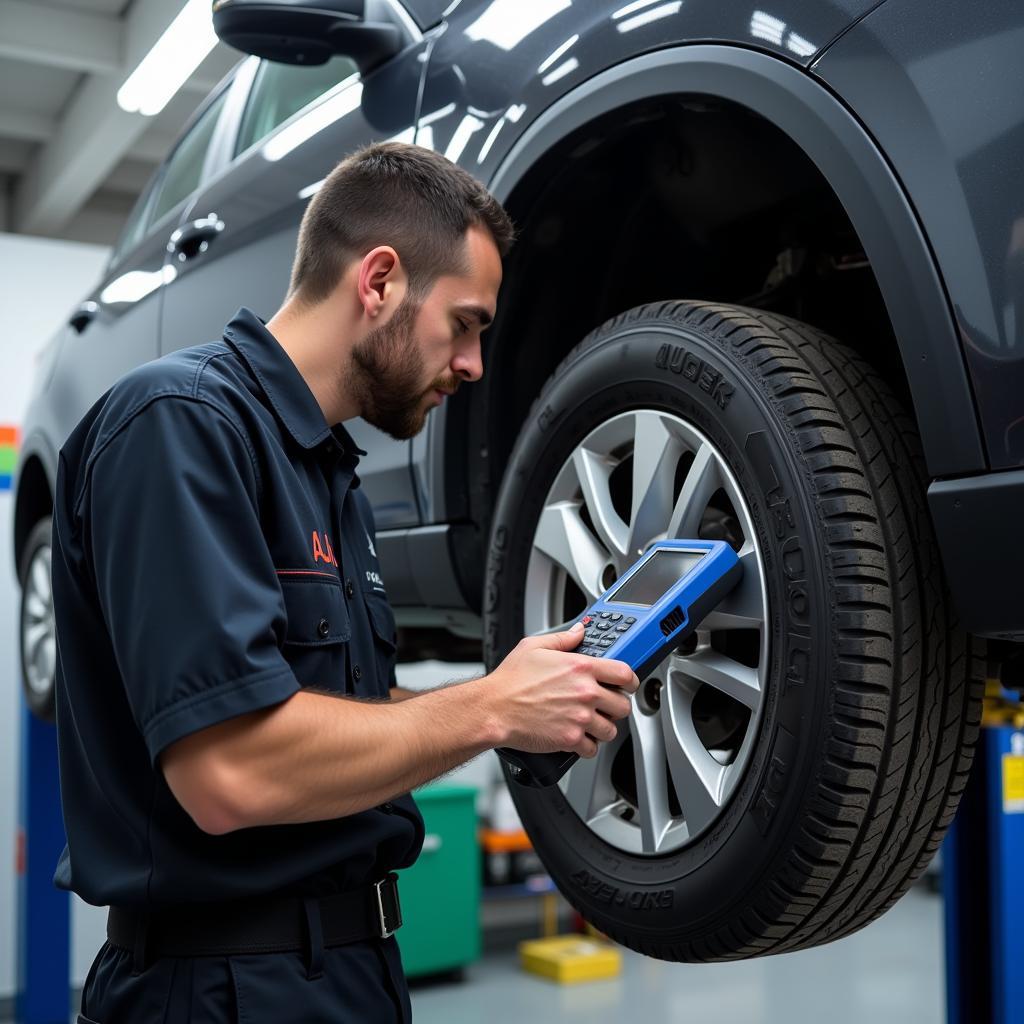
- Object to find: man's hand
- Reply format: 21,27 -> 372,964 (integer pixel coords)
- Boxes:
160,622 -> 637,834
477,622 -> 640,759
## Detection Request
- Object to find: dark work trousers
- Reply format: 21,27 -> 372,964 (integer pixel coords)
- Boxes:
77,934 -> 412,1023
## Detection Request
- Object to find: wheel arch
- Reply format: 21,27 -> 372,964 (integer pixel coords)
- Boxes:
437,43 -> 985,611
14,442 -> 55,583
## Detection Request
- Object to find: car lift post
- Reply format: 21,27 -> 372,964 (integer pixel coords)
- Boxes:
15,701 -> 70,1024
944,714 -> 1024,1024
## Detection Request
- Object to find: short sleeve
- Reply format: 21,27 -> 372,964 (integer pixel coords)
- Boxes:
81,397 -> 299,763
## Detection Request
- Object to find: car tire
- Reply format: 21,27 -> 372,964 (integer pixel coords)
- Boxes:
20,516 -> 56,721
483,300 -> 983,960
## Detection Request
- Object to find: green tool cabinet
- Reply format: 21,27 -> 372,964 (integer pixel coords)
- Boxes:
396,784 -> 481,978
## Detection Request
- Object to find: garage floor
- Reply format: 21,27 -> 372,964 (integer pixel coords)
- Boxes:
409,884 -> 944,1024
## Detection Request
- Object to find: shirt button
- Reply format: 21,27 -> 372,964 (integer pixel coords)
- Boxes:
317,618 -> 330,638
353,664 -> 362,680
381,802 -> 394,813
345,579 -> 355,598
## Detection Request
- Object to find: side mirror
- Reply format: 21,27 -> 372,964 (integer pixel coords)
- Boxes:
212,0 -> 402,72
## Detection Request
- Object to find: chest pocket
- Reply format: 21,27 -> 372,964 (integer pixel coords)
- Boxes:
280,576 -> 350,692
363,590 -> 398,697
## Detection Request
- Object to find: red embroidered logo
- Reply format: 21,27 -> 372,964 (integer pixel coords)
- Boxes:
312,531 -> 338,566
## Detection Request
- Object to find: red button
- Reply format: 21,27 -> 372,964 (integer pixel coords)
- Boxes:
582,616 -> 592,625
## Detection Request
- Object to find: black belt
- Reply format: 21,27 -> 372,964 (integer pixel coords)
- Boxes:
107,874 -> 402,962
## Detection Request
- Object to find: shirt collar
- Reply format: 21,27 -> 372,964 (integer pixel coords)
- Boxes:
223,307 -> 367,459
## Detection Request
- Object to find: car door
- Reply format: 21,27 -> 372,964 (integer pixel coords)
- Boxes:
46,83 -> 235,451
159,5 -> 430,529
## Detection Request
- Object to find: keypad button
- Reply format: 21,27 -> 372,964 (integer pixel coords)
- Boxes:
582,616 -> 592,625
599,612 -> 611,619
615,624 -> 629,632
598,638 -> 614,647
609,613 -> 622,621
596,622 -> 611,631
625,616 -> 637,624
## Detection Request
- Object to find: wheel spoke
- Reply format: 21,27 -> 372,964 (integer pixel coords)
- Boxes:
663,677 -> 725,837
25,621 -> 49,653
571,448 -> 628,559
37,636 -> 55,683
534,500 -> 607,599
563,724 -> 626,822
666,443 -> 720,539
701,543 -> 764,630
629,705 -> 673,853
31,555 -> 51,602
25,591 -> 48,621
673,648 -> 761,711
625,413 -> 680,559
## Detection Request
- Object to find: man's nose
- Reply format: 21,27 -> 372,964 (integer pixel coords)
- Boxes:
452,340 -> 483,382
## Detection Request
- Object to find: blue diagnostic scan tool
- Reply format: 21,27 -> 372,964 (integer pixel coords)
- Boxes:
498,539 -> 742,788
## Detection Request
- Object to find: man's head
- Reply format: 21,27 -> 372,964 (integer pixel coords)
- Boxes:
286,142 -> 514,439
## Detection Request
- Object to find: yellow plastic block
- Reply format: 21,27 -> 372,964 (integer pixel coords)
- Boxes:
518,935 -> 622,983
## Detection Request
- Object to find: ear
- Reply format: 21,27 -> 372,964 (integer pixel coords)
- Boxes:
357,246 -> 405,317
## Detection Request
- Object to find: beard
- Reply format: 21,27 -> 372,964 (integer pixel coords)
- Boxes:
349,297 -> 458,440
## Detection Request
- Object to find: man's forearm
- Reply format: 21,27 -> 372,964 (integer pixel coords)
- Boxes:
388,685 -> 419,701
162,681 -> 502,834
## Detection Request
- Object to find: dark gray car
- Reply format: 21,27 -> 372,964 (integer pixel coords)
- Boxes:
16,0 -> 1024,961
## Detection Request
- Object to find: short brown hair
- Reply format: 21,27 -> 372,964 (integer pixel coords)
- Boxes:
289,141 -> 515,304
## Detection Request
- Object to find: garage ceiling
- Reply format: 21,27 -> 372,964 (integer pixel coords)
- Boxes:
0,0 -> 240,246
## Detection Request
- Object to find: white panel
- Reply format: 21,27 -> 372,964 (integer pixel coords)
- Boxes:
0,232 -> 110,999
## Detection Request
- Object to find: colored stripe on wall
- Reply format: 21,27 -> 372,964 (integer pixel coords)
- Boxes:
0,426 -> 20,492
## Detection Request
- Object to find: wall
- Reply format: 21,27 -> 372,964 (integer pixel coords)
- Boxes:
0,232 -> 110,999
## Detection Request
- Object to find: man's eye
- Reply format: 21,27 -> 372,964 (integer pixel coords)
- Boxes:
456,319 -> 470,335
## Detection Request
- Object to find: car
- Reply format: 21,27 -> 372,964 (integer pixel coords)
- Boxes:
16,0 -> 1024,963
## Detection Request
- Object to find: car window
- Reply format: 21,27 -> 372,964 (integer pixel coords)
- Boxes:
109,174 -> 160,267
234,56 -> 360,156
149,89 -> 230,228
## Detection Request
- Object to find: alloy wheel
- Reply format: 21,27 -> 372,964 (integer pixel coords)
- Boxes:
524,409 -> 769,855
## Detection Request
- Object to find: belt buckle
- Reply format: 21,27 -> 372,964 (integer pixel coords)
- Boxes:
374,874 -> 402,939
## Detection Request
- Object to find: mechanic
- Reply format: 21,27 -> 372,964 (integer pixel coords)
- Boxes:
51,141 -> 640,1023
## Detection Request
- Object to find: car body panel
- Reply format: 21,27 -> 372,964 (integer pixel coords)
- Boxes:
415,0 -> 881,188
814,0 -> 1024,469
420,41 -> 986,550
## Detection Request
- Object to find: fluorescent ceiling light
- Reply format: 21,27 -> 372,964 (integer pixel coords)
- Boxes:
100,267 -> 172,305
539,34 -> 579,74
465,0 -> 571,51
420,102 -> 458,126
616,1 -> 681,33
750,11 -> 785,45
117,0 -> 218,117
476,118 -> 507,164
786,32 -> 816,57
444,114 -> 484,162
541,57 -> 579,86
612,0 -> 663,19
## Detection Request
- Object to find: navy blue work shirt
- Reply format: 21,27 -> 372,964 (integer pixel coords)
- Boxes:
51,307 -> 424,907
